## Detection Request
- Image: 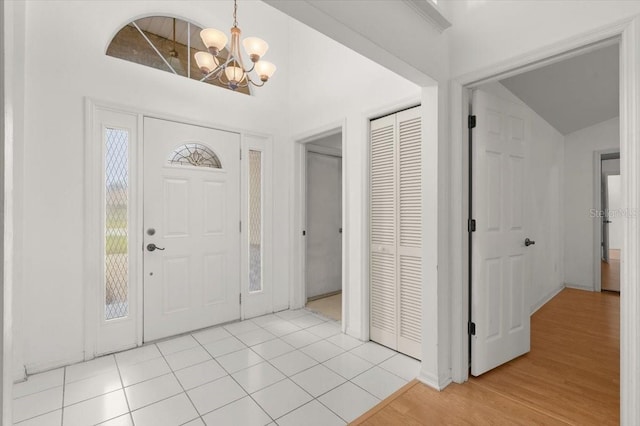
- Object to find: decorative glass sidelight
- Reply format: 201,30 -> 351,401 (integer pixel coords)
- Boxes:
249,150 -> 263,292
168,143 -> 222,169
105,128 -> 130,320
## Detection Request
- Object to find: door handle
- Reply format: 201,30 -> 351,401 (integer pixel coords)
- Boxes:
147,243 -> 165,252
604,220 -> 612,224
524,238 -> 535,247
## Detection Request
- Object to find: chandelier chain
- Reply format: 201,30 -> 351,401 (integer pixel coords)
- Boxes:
233,0 -> 238,28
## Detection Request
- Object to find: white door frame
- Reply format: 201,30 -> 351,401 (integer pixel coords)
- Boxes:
292,122 -> 345,326
593,149 -> 621,292
449,17 -> 640,424
84,98 -> 272,354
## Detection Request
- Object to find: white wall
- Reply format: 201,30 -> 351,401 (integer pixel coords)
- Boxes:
286,18 -> 422,338
564,117 -> 619,289
17,0 -> 291,373
448,1 -> 640,78
480,82 -> 565,312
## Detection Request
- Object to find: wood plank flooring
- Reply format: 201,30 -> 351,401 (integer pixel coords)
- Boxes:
352,288 -> 619,425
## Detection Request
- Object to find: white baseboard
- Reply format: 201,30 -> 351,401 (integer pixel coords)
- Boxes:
25,352 -> 85,376
530,283 -> 565,315
418,370 -> 453,391
564,282 -> 595,292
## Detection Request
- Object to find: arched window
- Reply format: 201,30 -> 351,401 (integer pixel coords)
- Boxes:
106,16 -> 250,95
168,143 -> 222,169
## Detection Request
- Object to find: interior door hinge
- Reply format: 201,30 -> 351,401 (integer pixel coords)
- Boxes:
239,293 -> 242,304
468,321 -> 476,336
239,221 -> 242,233
468,219 -> 476,233
468,115 -> 477,129
240,149 -> 242,160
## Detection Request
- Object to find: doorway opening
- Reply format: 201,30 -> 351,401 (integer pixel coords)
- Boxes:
300,130 -> 344,322
598,152 -> 621,292
465,39 -> 621,421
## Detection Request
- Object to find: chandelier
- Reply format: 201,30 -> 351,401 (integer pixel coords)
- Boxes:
194,0 -> 276,91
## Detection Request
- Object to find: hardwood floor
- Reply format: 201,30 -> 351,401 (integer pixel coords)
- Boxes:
306,292 -> 342,321
602,249 -> 620,292
352,288 -> 619,425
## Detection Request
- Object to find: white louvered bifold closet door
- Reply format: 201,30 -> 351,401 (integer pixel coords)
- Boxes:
370,106 -> 422,360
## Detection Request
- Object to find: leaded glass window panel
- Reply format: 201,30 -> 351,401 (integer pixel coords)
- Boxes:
168,143 -> 222,169
249,150 -> 263,293
105,128 -> 129,320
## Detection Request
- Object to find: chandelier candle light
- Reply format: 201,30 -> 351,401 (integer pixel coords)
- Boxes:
194,0 -> 276,90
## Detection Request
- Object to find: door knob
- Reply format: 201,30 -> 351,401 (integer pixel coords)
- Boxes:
147,243 -> 165,252
604,220 -> 612,224
524,238 -> 535,247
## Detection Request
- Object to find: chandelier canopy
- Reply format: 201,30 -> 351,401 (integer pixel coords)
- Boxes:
194,0 -> 276,91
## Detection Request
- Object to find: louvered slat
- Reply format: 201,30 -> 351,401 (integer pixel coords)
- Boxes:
371,124 -> 395,246
371,252 -> 396,334
399,117 -> 422,249
399,254 -> 422,342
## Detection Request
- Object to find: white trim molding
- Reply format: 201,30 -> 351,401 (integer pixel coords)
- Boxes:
401,0 -> 451,33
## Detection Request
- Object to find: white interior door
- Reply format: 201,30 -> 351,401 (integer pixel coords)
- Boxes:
306,151 -> 342,300
143,117 -> 240,342
471,90 -> 531,376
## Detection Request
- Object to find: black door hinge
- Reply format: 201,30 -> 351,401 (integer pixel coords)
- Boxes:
468,219 -> 476,233
468,322 -> 476,336
468,115 -> 477,129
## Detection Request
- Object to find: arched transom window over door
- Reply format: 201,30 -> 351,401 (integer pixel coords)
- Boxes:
168,143 -> 223,169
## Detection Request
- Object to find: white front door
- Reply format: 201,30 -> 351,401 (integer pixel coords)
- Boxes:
471,90 -> 531,376
143,117 -> 240,342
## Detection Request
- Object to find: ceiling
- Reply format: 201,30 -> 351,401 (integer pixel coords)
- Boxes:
500,43 -> 619,135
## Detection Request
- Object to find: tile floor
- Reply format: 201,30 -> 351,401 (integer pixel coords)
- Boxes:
13,309 -> 421,426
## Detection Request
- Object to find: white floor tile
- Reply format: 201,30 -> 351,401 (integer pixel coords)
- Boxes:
322,352 -> 374,380
14,409 -> 61,426
64,369 -> 122,406
280,330 -> 322,349
250,339 -> 295,360
224,320 -> 260,335
202,396 -> 271,426
251,379 -> 312,419
119,357 -> 171,387
289,314 -> 325,329
262,320 -> 301,337
115,345 -> 161,367
156,335 -> 199,356
164,346 -> 212,371
300,340 -> 344,363
318,382 -> 379,423
269,351 -> 317,376
174,359 -> 227,390
290,364 -> 346,398
124,373 -> 183,410
305,322 -> 342,339
216,348 -> 263,373
13,386 -> 63,423
97,413 -> 134,426
236,328 -> 277,346
192,327 -> 231,345
276,400 -> 345,426
63,389 -> 129,426
349,342 -> 397,365
182,419 -> 205,426
131,393 -> 198,426
187,375 -> 247,415
378,353 -> 421,381
274,309 -> 307,321
203,336 -> 246,358
352,366 -> 408,399
232,362 -> 285,394
65,356 -> 117,384
326,334 -> 363,351
13,368 -> 64,399
250,313 -> 281,327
